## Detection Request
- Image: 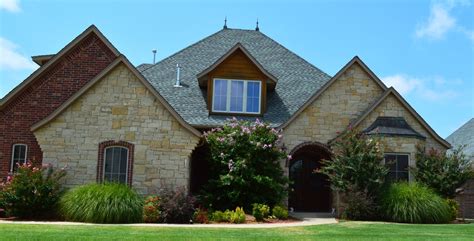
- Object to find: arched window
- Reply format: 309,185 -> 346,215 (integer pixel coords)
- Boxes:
97,141 -> 134,185
11,144 -> 28,172
103,146 -> 129,184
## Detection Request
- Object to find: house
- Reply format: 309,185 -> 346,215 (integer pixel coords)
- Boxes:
447,118 -> 474,218
0,25 -> 451,212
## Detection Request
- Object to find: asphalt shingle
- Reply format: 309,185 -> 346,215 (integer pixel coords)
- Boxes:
446,118 -> 474,159
139,28 -> 331,127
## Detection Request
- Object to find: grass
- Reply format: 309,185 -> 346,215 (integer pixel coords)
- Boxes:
0,221 -> 473,241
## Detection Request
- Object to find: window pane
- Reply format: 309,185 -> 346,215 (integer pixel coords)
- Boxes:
230,81 -> 244,112
398,172 -> 409,182
397,155 -> 408,172
213,79 -> 228,111
19,145 -> 26,159
246,82 -> 260,113
11,145 -> 27,172
104,147 -> 128,184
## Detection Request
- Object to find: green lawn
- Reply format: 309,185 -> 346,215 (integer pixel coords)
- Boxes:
0,221 -> 473,241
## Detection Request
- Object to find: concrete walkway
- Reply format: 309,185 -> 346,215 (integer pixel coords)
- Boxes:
0,213 -> 337,229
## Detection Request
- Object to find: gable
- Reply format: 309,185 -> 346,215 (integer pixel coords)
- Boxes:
281,57 -> 387,150
31,57 -> 201,137
280,56 -> 387,129
209,48 -> 267,81
0,25 -> 119,111
354,88 -> 451,149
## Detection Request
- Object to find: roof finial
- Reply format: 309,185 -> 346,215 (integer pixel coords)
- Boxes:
255,18 -> 259,31
223,16 -> 228,29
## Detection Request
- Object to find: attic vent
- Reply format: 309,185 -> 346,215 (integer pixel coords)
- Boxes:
174,63 -> 182,87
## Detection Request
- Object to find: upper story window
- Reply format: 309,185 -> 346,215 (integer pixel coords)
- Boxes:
212,78 -> 261,114
384,153 -> 409,182
11,144 -> 27,172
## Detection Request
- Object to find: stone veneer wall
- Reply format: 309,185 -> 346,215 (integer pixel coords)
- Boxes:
282,62 -> 385,157
34,64 -> 200,194
357,94 -> 447,152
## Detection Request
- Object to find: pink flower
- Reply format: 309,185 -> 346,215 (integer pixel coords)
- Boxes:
287,155 -> 292,160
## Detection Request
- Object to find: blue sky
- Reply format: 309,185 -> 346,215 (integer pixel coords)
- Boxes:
0,0 -> 472,138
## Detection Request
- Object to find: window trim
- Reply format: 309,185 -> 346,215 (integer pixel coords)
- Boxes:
103,146 -> 129,184
10,144 -> 28,172
211,78 -> 262,114
383,152 -> 410,182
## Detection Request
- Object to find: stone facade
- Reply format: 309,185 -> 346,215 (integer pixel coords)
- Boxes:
357,94 -> 447,152
282,62 -> 385,155
34,63 -> 200,194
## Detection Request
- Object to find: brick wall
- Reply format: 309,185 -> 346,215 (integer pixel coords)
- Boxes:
456,179 -> 474,219
0,33 -> 116,178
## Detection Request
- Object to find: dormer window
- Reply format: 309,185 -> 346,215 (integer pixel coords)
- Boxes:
212,78 -> 261,114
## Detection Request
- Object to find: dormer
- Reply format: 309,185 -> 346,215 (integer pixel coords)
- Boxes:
197,43 -> 277,116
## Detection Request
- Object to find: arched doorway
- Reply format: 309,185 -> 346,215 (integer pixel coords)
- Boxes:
189,141 -> 210,195
289,142 -> 332,212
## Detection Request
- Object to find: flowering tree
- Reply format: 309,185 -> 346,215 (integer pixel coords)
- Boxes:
200,118 -> 289,210
0,163 -> 66,218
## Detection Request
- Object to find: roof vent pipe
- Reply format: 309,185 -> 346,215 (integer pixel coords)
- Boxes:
174,63 -> 182,87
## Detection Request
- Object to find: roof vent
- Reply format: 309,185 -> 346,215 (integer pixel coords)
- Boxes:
152,49 -> 157,64
174,63 -> 182,87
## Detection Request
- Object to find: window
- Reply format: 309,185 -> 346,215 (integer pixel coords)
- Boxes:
384,153 -> 409,182
103,146 -> 129,184
212,79 -> 261,114
97,141 -> 134,186
10,144 -> 27,172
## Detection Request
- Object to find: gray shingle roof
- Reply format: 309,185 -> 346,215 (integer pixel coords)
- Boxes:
447,118 -> 474,159
139,28 -> 331,127
362,117 -> 426,139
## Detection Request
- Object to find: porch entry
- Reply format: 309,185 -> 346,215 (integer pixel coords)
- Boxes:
289,143 -> 332,212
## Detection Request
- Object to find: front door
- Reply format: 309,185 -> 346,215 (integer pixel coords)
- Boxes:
289,148 -> 331,212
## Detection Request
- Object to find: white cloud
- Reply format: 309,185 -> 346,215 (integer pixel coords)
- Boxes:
0,0 -> 21,13
0,37 -> 37,70
416,0 -> 473,41
382,74 -> 460,101
416,4 -> 456,39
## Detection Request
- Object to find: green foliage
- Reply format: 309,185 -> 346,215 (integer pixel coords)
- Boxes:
210,207 -> 246,223
158,187 -> 195,224
252,203 -> 270,222
210,210 -> 228,222
229,207 -> 246,224
342,191 -> 378,221
201,118 -> 288,210
60,183 -> 143,224
319,128 -> 388,196
413,145 -> 473,198
192,208 -> 209,224
0,163 -> 66,218
381,182 -> 451,224
271,205 -> 288,220
446,199 -> 459,220
143,196 -> 160,223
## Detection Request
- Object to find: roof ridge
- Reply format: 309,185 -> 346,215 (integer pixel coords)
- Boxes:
140,28 -> 226,73
447,118 -> 474,140
256,31 -> 332,79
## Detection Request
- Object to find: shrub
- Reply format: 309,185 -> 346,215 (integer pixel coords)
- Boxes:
210,210 -> 228,222
381,182 -> 451,224
413,146 -> 473,198
159,187 -> 195,224
193,208 -> 209,224
272,205 -> 288,220
446,199 -> 459,220
252,203 -> 270,222
229,207 -> 246,224
201,118 -> 288,210
0,163 -> 66,219
319,128 -> 387,196
143,195 -> 160,223
60,183 -> 143,223
210,207 -> 246,223
342,191 -> 378,221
